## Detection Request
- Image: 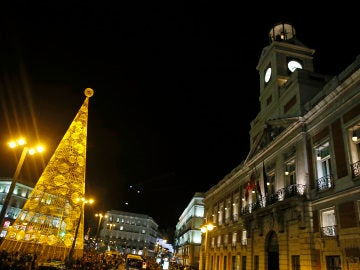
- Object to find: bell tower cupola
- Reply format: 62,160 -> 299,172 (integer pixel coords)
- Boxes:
248,22 -> 327,157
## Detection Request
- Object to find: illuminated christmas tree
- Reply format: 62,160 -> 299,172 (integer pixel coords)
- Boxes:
0,88 -> 94,262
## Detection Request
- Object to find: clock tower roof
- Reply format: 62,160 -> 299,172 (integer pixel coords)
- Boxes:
268,22 -> 307,47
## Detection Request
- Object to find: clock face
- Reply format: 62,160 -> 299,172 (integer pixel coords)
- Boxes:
288,60 -> 303,72
264,67 -> 272,83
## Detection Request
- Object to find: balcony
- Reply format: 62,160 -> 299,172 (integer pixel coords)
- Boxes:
316,174 -> 334,191
241,184 -> 306,215
351,160 -> 360,178
320,225 -> 337,238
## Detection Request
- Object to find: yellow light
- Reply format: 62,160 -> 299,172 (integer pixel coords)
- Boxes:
8,139 -> 44,155
8,141 -> 17,148
36,146 -> 45,153
17,138 -> 26,146
87,198 -> 94,204
201,223 -> 215,233
352,130 -> 358,142
207,224 -> 214,231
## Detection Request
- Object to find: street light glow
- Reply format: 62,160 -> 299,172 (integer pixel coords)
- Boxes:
8,138 -> 45,155
0,138 -> 45,228
201,223 -> 215,233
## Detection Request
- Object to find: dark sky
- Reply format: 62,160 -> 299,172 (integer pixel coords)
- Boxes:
0,2 -> 359,233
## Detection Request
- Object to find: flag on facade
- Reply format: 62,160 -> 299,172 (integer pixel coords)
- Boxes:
245,182 -> 250,201
245,171 -> 256,201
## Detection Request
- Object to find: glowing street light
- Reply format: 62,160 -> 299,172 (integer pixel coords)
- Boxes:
68,197 -> 94,266
0,138 -> 44,228
200,222 -> 215,270
107,223 -> 116,230
95,212 -> 108,242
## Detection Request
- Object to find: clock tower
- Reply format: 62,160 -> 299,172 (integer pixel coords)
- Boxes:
248,22 -> 329,156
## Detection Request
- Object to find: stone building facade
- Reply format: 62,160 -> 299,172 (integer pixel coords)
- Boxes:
200,23 -> 360,270
175,192 -> 205,268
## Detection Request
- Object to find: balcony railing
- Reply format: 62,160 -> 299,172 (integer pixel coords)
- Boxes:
316,174 -> 334,191
320,225 -> 337,238
351,160 -> 360,178
241,184 -> 306,215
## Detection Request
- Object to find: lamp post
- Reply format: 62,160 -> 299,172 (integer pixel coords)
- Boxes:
106,223 -> 115,251
200,223 -> 214,270
95,213 -> 107,245
68,197 -> 94,266
0,138 -> 44,228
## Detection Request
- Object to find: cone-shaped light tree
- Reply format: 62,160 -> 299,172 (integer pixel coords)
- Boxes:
0,88 -> 94,262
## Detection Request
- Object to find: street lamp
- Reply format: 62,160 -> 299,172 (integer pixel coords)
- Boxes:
106,223 -> 116,251
68,197 -> 94,266
0,138 -> 44,228
107,223 -> 116,230
95,213 -> 108,243
200,223 -> 215,270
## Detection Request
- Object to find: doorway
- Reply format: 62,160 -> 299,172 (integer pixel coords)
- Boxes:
266,231 -> 279,270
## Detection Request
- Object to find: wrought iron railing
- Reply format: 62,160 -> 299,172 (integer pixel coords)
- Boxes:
316,174 -> 334,191
351,160 -> 360,178
320,225 -> 337,237
241,184 -> 306,215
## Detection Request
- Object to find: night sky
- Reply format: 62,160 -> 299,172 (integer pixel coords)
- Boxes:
0,2 -> 358,234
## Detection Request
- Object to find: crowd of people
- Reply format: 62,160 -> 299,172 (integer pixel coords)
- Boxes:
0,250 -> 189,270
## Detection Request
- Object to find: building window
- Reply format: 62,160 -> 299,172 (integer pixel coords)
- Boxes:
241,256 -> 246,270
232,232 -> 237,247
212,212 -> 216,224
268,172 -> 275,194
225,199 -> 231,223
285,160 -> 296,185
326,256 -> 341,270
232,195 -> 239,221
315,141 -> 333,191
241,230 -> 247,245
216,235 -> 221,248
350,125 -> 360,177
224,234 -> 228,246
231,256 -> 236,270
211,237 -> 215,248
291,255 -> 300,270
218,203 -> 223,225
320,208 -> 337,236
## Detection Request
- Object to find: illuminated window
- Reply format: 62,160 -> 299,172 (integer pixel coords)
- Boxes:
223,234 -> 229,246
285,160 -> 296,185
232,232 -> 237,247
217,235 -> 221,248
241,230 -> 247,245
320,208 -> 336,236
315,141 -> 333,190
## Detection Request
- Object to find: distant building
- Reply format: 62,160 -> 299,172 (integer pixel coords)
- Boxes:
174,192 -> 204,268
98,210 -> 159,257
0,177 -> 33,237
